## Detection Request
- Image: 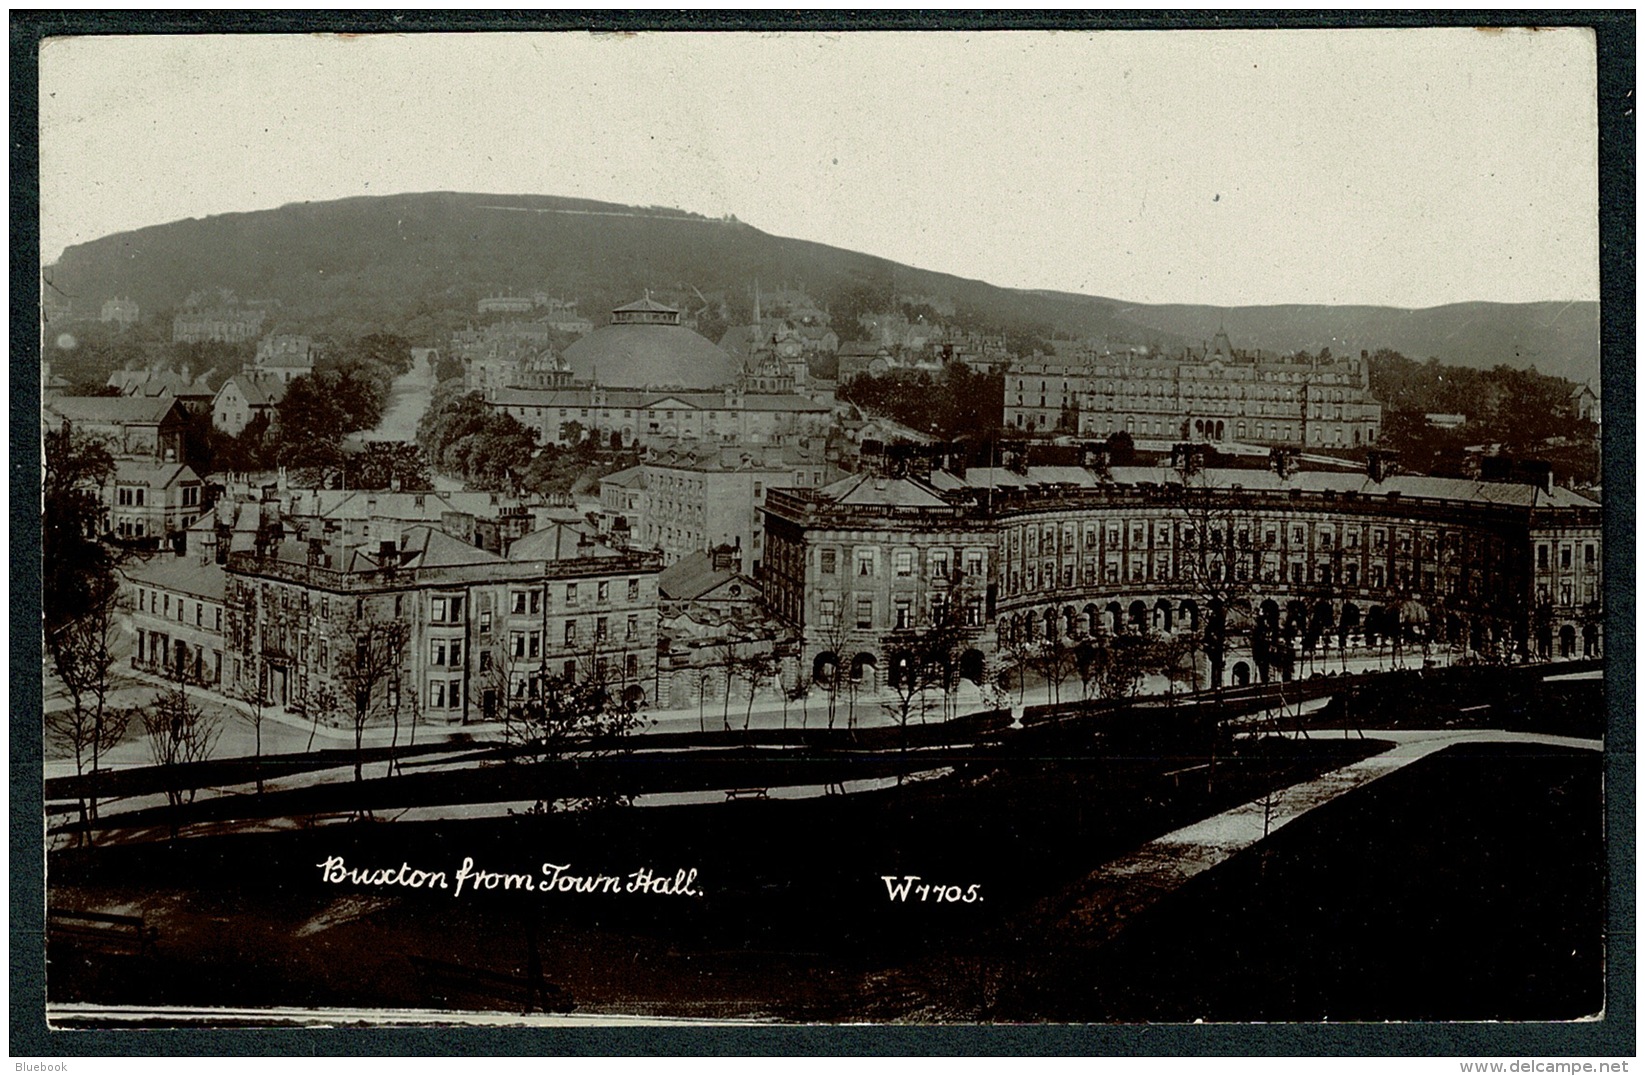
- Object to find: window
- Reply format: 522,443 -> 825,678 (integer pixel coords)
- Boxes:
894,599 -> 912,630
965,552 -> 983,576
856,598 -> 874,630
1537,545 -> 1549,570
1292,526 -> 1305,545
598,581 -> 610,603
1346,564 -> 1359,587
566,583 -> 579,606
215,607 -> 222,631
430,639 -> 447,666
1585,543 -> 1596,567
820,548 -> 838,575
628,578 -> 640,601
480,650 -> 493,672
511,591 -> 527,614
429,679 -> 447,708
1560,545 -> 1572,570
931,550 -> 951,578
1560,581 -> 1573,605
479,610 -> 492,633
596,617 -> 608,641
856,549 -> 875,577
564,621 -> 577,645
1371,565 -> 1384,589
163,594 -> 171,617
511,631 -> 526,658
449,680 -> 463,709
1374,530 -> 1387,551
627,615 -> 638,639
1347,530 -> 1359,550
894,550 -> 913,577
320,596 -> 329,619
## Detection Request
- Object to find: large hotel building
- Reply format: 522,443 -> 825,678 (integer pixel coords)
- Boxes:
1004,332 -> 1383,449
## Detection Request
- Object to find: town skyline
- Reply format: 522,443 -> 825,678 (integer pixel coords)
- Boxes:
39,28 -> 1599,308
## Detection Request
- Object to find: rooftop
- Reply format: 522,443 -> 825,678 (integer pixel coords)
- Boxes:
125,555 -> 226,603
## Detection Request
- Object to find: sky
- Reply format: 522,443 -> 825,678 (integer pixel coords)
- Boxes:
38,28 -> 1600,308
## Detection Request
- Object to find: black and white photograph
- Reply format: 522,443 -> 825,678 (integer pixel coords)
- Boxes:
27,21 -> 1623,1040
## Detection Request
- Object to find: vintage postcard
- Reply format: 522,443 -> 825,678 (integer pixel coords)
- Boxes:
31,23 -> 1615,1037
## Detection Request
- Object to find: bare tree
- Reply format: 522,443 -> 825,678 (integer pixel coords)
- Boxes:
336,616 -> 411,783
502,654 -> 648,814
812,611 -> 852,731
1171,447 -> 1264,692
139,676 -> 223,837
1031,633 -> 1076,708
228,668 -> 269,796
45,583 -> 128,836
739,650 -> 776,732
713,638 -> 743,732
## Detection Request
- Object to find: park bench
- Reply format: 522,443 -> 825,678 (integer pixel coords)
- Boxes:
724,787 -> 770,802
47,910 -> 157,957
408,955 -> 574,1014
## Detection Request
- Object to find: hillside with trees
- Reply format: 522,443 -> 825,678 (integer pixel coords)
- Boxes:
1368,349 -> 1598,485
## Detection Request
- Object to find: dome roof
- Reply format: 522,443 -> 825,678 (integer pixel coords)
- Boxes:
562,319 -> 741,390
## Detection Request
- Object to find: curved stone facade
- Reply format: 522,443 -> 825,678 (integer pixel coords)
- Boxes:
760,462 -> 1602,691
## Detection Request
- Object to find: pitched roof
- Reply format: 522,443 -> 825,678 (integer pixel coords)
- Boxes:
217,374 -> 287,408
817,473 -> 951,508
124,555 -> 226,603
600,465 -> 647,489
506,521 -> 622,562
46,395 -> 183,426
112,460 -> 198,487
658,550 -> 759,602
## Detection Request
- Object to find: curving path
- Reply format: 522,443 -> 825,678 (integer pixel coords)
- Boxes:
1042,727 -> 1602,946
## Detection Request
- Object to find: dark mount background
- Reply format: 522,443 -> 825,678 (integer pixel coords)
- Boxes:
43,191 -> 1600,384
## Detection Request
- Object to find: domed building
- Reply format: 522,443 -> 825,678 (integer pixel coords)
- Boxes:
562,297 -> 740,390
490,295 -> 834,451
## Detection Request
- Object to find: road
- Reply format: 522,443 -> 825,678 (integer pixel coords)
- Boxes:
360,360 -> 436,444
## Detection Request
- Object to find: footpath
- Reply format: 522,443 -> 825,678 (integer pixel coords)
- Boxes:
1039,727 -> 1603,945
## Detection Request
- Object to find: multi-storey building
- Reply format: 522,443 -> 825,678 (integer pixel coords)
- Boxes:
106,461 -> 206,542
1004,333 -> 1383,449
100,297 -> 139,326
761,449 -> 1600,690
44,396 -> 189,462
212,374 -> 287,436
173,306 -> 268,344
221,520 -> 661,725
494,384 -> 832,449
253,334 -> 317,384
597,441 -> 840,570
124,556 -> 227,687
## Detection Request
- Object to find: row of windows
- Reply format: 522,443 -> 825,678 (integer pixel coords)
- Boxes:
137,588 -> 223,630
1005,521 -> 1497,561
509,578 -> 641,614
509,654 -> 640,697
1003,555 -> 1484,596
818,547 -> 986,579
1536,543 -> 1599,571
819,595 -> 986,631
508,615 -> 641,656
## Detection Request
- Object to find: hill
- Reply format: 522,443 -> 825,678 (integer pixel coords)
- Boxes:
1037,294 -> 1600,386
42,192 -> 1597,384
